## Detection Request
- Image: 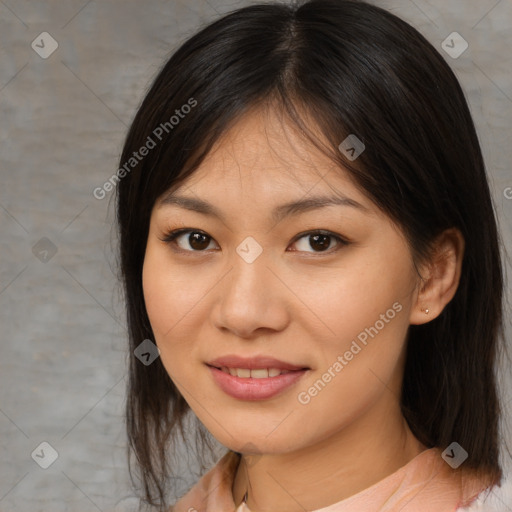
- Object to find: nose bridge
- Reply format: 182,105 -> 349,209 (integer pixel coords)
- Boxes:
215,239 -> 287,336
229,234 -> 268,292
223,243 -> 269,311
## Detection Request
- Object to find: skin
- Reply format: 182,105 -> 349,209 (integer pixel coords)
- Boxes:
142,105 -> 464,512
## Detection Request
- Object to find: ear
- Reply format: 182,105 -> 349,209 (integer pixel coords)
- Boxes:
409,228 -> 465,325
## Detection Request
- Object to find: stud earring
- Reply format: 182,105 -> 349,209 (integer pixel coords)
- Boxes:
423,307 -> 430,314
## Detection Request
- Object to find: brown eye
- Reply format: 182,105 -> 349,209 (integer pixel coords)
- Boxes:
308,234 -> 332,252
290,231 -> 348,253
161,229 -> 217,252
187,232 -> 211,250
161,228 -> 349,255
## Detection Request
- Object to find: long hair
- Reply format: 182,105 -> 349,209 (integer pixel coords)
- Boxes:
115,1 -> 506,509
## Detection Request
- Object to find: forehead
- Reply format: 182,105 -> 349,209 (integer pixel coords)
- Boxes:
165,105 -> 364,203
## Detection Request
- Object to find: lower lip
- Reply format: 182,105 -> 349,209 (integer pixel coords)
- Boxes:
207,365 -> 308,401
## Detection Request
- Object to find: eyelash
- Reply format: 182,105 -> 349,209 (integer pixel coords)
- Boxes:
159,228 -> 350,255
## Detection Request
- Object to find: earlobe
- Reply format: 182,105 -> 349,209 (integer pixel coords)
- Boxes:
409,228 -> 465,325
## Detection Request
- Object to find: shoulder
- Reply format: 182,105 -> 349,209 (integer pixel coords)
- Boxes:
457,472 -> 512,511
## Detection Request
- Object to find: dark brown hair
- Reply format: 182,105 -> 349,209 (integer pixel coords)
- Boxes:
115,0 -> 507,509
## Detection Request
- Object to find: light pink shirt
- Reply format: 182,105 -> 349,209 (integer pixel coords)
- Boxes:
170,447 -> 494,512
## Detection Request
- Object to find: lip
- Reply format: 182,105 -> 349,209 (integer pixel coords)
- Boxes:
207,354 -> 308,371
207,364 -> 309,401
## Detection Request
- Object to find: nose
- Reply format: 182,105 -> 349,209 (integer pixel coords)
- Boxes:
213,250 -> 290,339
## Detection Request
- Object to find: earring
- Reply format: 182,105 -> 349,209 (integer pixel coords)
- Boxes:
423,307 -> 430,314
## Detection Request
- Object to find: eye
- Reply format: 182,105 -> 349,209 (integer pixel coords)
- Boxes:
159,228 -> 349,254
289,230 -> 349,253
160,229 -> 218,252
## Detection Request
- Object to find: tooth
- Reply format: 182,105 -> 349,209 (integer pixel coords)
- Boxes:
222,367 -> 288,378
250,368 -> 269,379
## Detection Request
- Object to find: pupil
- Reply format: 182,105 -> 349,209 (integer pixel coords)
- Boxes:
190,232 -> 210,250
186,233 -> 331,251
310,234 -> 330,251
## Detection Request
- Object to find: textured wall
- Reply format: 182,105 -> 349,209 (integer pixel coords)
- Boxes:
0,0 -> 511,511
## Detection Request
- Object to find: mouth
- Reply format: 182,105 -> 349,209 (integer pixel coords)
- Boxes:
207,366 -> 301,378
206,354 -> 309,375
205,355 -> 310,400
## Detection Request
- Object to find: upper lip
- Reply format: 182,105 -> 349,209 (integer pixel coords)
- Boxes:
206,355 -> 309,371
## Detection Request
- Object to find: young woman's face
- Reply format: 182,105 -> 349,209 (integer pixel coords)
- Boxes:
142,107 -> 423,455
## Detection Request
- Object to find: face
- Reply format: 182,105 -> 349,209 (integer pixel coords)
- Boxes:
142,106 -> 422,455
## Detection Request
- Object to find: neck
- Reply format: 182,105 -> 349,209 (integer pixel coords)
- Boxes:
232,401 -> 426,512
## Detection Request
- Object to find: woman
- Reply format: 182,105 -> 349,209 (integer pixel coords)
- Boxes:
115,1 -> 508,510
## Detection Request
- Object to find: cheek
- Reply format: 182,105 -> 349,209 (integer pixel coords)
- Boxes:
293,254 -> 413,411
142,245 -> 187,366
141,243 -> 215,381
142,251 -> 170,336
295,309 -> 410,437
142,243 -> 203,336
295,254 -> 413,347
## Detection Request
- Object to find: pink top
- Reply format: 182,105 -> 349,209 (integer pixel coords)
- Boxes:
170,447 -> 494,512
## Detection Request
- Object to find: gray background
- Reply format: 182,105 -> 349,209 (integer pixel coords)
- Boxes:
1,0 -> 511,511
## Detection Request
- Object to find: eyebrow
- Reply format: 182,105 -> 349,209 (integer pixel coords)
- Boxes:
157,191 -> 369,223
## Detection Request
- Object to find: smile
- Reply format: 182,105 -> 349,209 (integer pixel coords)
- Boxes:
217,367 -> 293,378
206,364 -> 309,401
